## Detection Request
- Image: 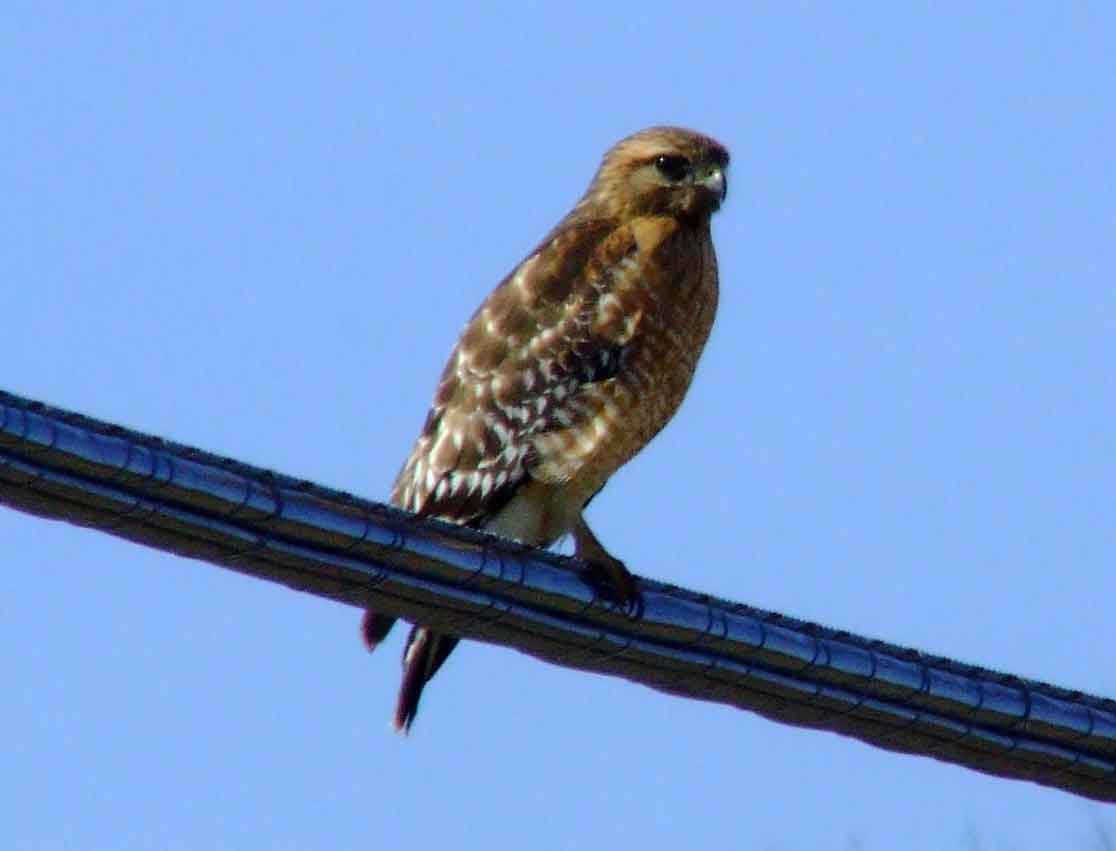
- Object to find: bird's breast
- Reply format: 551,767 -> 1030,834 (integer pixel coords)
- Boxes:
531,229 -> 718,503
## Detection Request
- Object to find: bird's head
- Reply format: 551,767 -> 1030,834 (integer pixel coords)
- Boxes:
586,126 -> 730,222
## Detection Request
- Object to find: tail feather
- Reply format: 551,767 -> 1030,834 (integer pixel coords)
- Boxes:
394,626 -> 459,733
361,610 -> 396,652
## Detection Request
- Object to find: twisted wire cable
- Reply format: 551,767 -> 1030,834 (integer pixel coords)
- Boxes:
2,388 -> 1114,802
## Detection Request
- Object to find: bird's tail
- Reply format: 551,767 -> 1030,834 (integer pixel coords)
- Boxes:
395,626 -> 459,733
361,609 -> 397,651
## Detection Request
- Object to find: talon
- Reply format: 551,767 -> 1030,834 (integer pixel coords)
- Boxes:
572,513 -> 643,616
582,555 -> 643,616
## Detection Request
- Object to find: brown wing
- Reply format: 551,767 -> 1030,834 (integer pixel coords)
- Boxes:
390,218 -> 644,525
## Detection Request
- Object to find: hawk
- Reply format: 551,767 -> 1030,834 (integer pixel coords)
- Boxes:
364,126 -> 729,731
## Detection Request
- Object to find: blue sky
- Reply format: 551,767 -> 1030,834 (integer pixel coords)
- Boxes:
3,4 -> 1115,849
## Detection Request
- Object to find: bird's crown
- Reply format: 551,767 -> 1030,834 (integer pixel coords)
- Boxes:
585,126 -> 730,221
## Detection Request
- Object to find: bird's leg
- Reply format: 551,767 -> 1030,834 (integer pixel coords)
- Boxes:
572,514 -> 642,616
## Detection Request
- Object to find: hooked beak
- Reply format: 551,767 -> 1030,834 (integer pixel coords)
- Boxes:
701,167 -> 727,209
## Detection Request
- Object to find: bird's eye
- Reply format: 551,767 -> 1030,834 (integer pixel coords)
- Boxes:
654,154 -> 691,182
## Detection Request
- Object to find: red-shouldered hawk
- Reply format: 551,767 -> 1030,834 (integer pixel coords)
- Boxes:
364,126 -> 729,731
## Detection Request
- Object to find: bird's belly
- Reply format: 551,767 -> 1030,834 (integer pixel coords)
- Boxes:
530,347 -> 702,506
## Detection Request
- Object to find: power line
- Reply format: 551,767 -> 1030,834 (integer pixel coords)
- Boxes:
2,387 -> 1115,802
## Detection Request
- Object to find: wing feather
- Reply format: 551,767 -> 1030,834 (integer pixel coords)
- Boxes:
389,218 -> 643,525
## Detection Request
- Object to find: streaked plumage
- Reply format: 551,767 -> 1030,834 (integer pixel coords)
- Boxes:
365,126 -> 729,731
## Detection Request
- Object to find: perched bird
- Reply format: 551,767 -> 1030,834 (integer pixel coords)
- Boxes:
364,126 -> 729,732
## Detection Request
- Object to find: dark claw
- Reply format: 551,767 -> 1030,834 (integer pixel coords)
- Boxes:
581,556 -> 644,618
